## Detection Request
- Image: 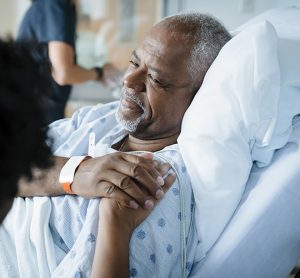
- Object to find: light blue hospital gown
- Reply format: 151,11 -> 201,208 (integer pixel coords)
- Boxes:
47,101 -> 200,277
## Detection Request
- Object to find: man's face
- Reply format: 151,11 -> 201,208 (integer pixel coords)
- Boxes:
116,26 -> 197,140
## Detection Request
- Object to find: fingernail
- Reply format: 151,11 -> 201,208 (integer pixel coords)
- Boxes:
144,153 -> 153,160
157,176 -> 164,186
129,200 -> 139,209
155,189 -> 165,199
144,200 -> 154,210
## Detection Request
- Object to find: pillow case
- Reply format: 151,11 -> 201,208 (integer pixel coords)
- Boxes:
178,21 -> 280,256
233,6 -> 300,166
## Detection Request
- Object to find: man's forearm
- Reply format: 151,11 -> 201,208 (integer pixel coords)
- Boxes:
17,156 -> 68,197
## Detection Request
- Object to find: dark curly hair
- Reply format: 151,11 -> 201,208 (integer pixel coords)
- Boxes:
0,39 -> 53,201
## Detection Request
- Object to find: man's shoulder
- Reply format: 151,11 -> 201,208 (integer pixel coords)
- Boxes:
48,101 -> 120,140
154,144 -> 185,169
155,144 -> 179,155
76,101 -> 119,125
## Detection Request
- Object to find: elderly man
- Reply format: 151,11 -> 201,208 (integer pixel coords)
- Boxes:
0,13 -> 231,277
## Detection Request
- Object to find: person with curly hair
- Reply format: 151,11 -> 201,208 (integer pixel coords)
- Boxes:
0,39 -> 52,223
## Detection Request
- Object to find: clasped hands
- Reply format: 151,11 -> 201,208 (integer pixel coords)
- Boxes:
71,152 -> 176,233
72,152 -> 175,209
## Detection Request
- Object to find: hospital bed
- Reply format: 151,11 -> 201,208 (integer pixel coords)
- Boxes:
190,116 -> 300,277
184,7 -> 300,278
1,7 -> 299,278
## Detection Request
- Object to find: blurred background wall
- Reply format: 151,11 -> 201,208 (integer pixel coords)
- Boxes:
182,0 -> 300,29
0,0 -> 299,115
2,0 -> 299,38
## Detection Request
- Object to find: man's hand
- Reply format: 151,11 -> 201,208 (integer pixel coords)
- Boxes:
91,171 -> 175,278
71,152 -> 171,210
99,171 -> 176,234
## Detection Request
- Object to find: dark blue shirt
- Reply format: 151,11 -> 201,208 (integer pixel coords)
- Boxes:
18,0 -> 76,49
17,0 -> 77,123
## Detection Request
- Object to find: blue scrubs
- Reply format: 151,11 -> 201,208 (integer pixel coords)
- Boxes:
17,0 -> 77,123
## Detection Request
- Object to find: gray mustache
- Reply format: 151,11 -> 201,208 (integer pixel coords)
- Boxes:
121,88 -> 145,111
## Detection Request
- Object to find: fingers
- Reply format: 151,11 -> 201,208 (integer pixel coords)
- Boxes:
121,153 -> 161,180
96,181 -> 140,209
127,152 -> 172,178
100,170 -> 155,209
162,173 -> 177,192
156,163 -> 172,178
124,152 -> 171,178
134,152 -> 153,160
115,153 -> 167,199
98,173 -> 177,210
150,173 -> 177,209
81,152 -> 175,210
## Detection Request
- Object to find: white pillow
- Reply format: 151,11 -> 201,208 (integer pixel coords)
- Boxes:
234,7 -> 300,104
178,21 -> 280,255
233,6 -> 300,166
234,6 -> 300,40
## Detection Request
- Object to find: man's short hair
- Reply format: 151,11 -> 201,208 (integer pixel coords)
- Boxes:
0,39 -> 52,199
157,13 -> 231,88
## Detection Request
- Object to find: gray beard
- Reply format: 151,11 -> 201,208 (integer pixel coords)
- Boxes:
116,87 -> 148,132
115,109 -> 144,132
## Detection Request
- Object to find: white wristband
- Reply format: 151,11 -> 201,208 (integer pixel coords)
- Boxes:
59,156 -> 90,194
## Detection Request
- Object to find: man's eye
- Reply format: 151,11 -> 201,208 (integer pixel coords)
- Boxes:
130,60 -> 139,67
148,74 -> 162,85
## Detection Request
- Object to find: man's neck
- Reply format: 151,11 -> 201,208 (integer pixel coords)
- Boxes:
118,133 -> 179,152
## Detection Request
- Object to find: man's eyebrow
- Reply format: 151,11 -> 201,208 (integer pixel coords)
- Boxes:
132,50 -> 168,78
132,50 -> 140,61
148,64 -> 165,76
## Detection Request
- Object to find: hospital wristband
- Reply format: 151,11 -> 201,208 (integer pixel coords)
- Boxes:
59,156 -> 91,195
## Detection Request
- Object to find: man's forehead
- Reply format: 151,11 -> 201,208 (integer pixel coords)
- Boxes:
134,29 -> 192,77
140,28 -> 187,57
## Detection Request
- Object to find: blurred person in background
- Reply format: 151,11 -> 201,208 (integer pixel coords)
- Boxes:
17,0 -> 120,124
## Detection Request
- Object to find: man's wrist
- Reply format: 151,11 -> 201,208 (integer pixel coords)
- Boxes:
59,156 -> 91,194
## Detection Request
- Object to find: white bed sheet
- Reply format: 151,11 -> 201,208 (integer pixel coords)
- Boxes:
190,116 -> 300,278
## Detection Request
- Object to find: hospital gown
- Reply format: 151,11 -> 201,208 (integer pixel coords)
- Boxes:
0,101 -> 199,277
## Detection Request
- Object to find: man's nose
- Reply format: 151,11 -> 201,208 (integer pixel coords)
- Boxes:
123,69 -> 146,92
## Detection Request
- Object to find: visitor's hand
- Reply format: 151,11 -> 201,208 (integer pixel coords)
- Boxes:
99,172 -> 176,235
100,63 -> 123,86
71,152 -> 172,210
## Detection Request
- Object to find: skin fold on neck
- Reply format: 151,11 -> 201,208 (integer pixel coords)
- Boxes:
114,132 -> 180,153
